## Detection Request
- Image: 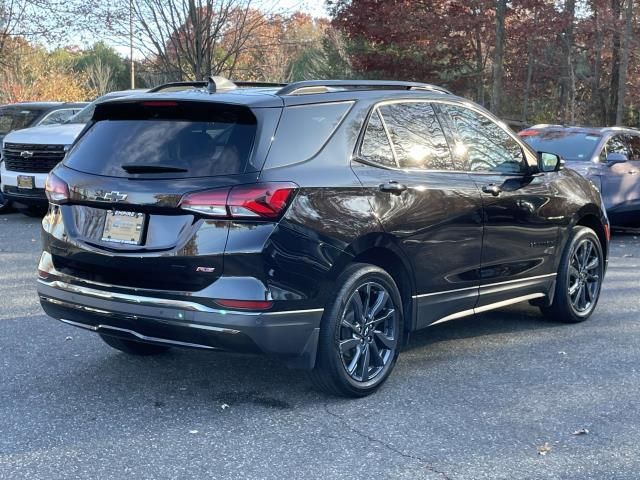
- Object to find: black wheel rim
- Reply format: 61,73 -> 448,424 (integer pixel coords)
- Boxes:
338,281 -> 397,383
568,238 -> 601,314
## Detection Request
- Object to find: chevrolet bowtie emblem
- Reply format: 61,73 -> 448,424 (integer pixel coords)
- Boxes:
20,151 -> 34,158
96,191 -> 128,202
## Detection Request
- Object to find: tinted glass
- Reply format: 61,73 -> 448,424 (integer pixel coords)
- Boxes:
0,107 -> 43,134
624,135 -> 640,160
521,130 -> 601,162
604,135 -> 630,159
360,110 -> 396,167
39,109 -> 76,126
267,102 -> 352,165
65,119 -> 257,178
378,103 -> 452,170
445,105 -> 525,173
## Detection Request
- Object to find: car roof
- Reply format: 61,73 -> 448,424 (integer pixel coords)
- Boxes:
103,79 -> 459,109
0,102 -> 88,111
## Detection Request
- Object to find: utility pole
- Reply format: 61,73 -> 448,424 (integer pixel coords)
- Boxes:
130,0 -> 135,89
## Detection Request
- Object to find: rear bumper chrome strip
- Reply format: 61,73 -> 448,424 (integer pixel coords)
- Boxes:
38,279 -> 323,317
57,318 -> 221,350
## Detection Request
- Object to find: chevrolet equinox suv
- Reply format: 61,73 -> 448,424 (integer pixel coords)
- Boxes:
38,79 -> 609,397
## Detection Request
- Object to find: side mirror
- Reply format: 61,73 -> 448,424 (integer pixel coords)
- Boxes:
537,152 -> 563,172
606,152 -> 628,166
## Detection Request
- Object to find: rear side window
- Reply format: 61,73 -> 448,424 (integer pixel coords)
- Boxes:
378,103 -> 452,170
444,105 -> 525,174
64,102 -> 257,178
266,102 -> 352,167
360,110 -> 396,168
0,108 -> 43,134
624,135 -> 640,160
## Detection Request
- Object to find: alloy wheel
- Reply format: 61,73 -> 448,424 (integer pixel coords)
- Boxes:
568,238 -> 601,314
338,281 -> 398,383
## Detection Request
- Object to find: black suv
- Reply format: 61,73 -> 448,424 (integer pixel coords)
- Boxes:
37,80 -> 609,397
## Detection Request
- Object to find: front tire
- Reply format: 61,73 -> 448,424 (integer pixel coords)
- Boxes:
310,263 -> 402,397
0,193 -> 12,213
99,334 -> 170,356
541,226 -> 604,323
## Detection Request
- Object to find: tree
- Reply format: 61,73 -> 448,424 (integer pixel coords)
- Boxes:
616,0 -> 634,124
491,0 -> 508,115
130,0 -> 271,80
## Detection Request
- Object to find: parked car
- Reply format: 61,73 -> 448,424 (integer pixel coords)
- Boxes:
0,102 -> 87,213
37,79 -> 609,397
519,125 -> 640,226
0,92 -> 143,216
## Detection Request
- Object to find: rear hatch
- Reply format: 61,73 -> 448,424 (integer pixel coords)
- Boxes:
49,98 -> 281,292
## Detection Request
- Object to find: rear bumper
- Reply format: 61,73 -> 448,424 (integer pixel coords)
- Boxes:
37,278 -> 323,370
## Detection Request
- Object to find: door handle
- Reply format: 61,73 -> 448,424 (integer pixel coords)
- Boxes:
379,181 -> 408,195
628,170 -> 638,175
482,184 -> 502,196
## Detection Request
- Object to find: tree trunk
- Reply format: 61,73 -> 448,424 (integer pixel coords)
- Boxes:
592,5 -> 605,124
559,0 -> 576,124
522,6 -> 539,123
491,0 -> 507,115
609,0 -> 622,125
616,0 -> 634,125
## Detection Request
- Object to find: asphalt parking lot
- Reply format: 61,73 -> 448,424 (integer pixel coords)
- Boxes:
1,212 -> 639,480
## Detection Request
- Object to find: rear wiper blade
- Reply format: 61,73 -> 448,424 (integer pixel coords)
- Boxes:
121,164 -> 188,173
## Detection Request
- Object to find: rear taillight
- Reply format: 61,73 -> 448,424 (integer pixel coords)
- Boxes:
180,182 -> 297,219
45,173 -> 69,204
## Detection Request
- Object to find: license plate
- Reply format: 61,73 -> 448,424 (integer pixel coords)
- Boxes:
17,175 -> 35,189
101,211 -> 145,245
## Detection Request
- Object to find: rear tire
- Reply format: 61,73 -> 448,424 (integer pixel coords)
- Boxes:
310,263 -> 402,397
99,334 -> 170,356
16,205 -> 48,217
541,226 -> 604,323
0,193 -> 12,213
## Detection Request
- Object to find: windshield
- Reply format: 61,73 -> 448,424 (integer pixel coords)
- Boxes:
0,107 -> 44,134
520,130 -> 601,161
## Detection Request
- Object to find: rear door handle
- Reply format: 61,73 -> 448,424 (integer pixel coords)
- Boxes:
482,184 -> 502,196
379,181 -> 408,195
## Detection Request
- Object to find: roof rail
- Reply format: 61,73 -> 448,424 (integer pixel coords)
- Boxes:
276,80 -> 452,96
149,79 -> 287,94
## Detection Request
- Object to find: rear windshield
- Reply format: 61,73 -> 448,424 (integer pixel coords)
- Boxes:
64,102 -> 257,178
520,130 -> 601,161
0,107 -> 44,134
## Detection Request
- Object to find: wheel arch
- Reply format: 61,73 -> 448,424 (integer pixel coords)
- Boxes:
330,233 -> 416,345
573,209 -> 609,263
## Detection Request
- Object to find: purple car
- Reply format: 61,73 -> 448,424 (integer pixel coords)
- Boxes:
520,125 -> 640,226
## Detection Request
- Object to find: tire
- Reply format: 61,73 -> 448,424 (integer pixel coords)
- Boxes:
17,205 -> 48,218
541,226 -> 604,323
310,263 -> 403,397
99,334 -> 170,356
0,194 -> 11,213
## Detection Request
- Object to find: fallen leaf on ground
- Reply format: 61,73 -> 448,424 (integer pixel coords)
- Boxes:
572,428 -> 589,435
537,443 -> 552,455
65,336 -> 73,341
221,403 -> 230,410
189,430 -> 198,434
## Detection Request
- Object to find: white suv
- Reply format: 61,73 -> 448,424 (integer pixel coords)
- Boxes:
1,91 -> 145,216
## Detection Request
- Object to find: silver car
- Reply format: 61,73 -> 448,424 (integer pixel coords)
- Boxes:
520,125 -> 640,226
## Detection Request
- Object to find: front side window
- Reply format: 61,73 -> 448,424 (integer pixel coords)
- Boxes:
378,103 -> 453,170
444,105 -> 525,174
602,135 -> 630,161
359,109 -> 396,168
624,135 -> 640,160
